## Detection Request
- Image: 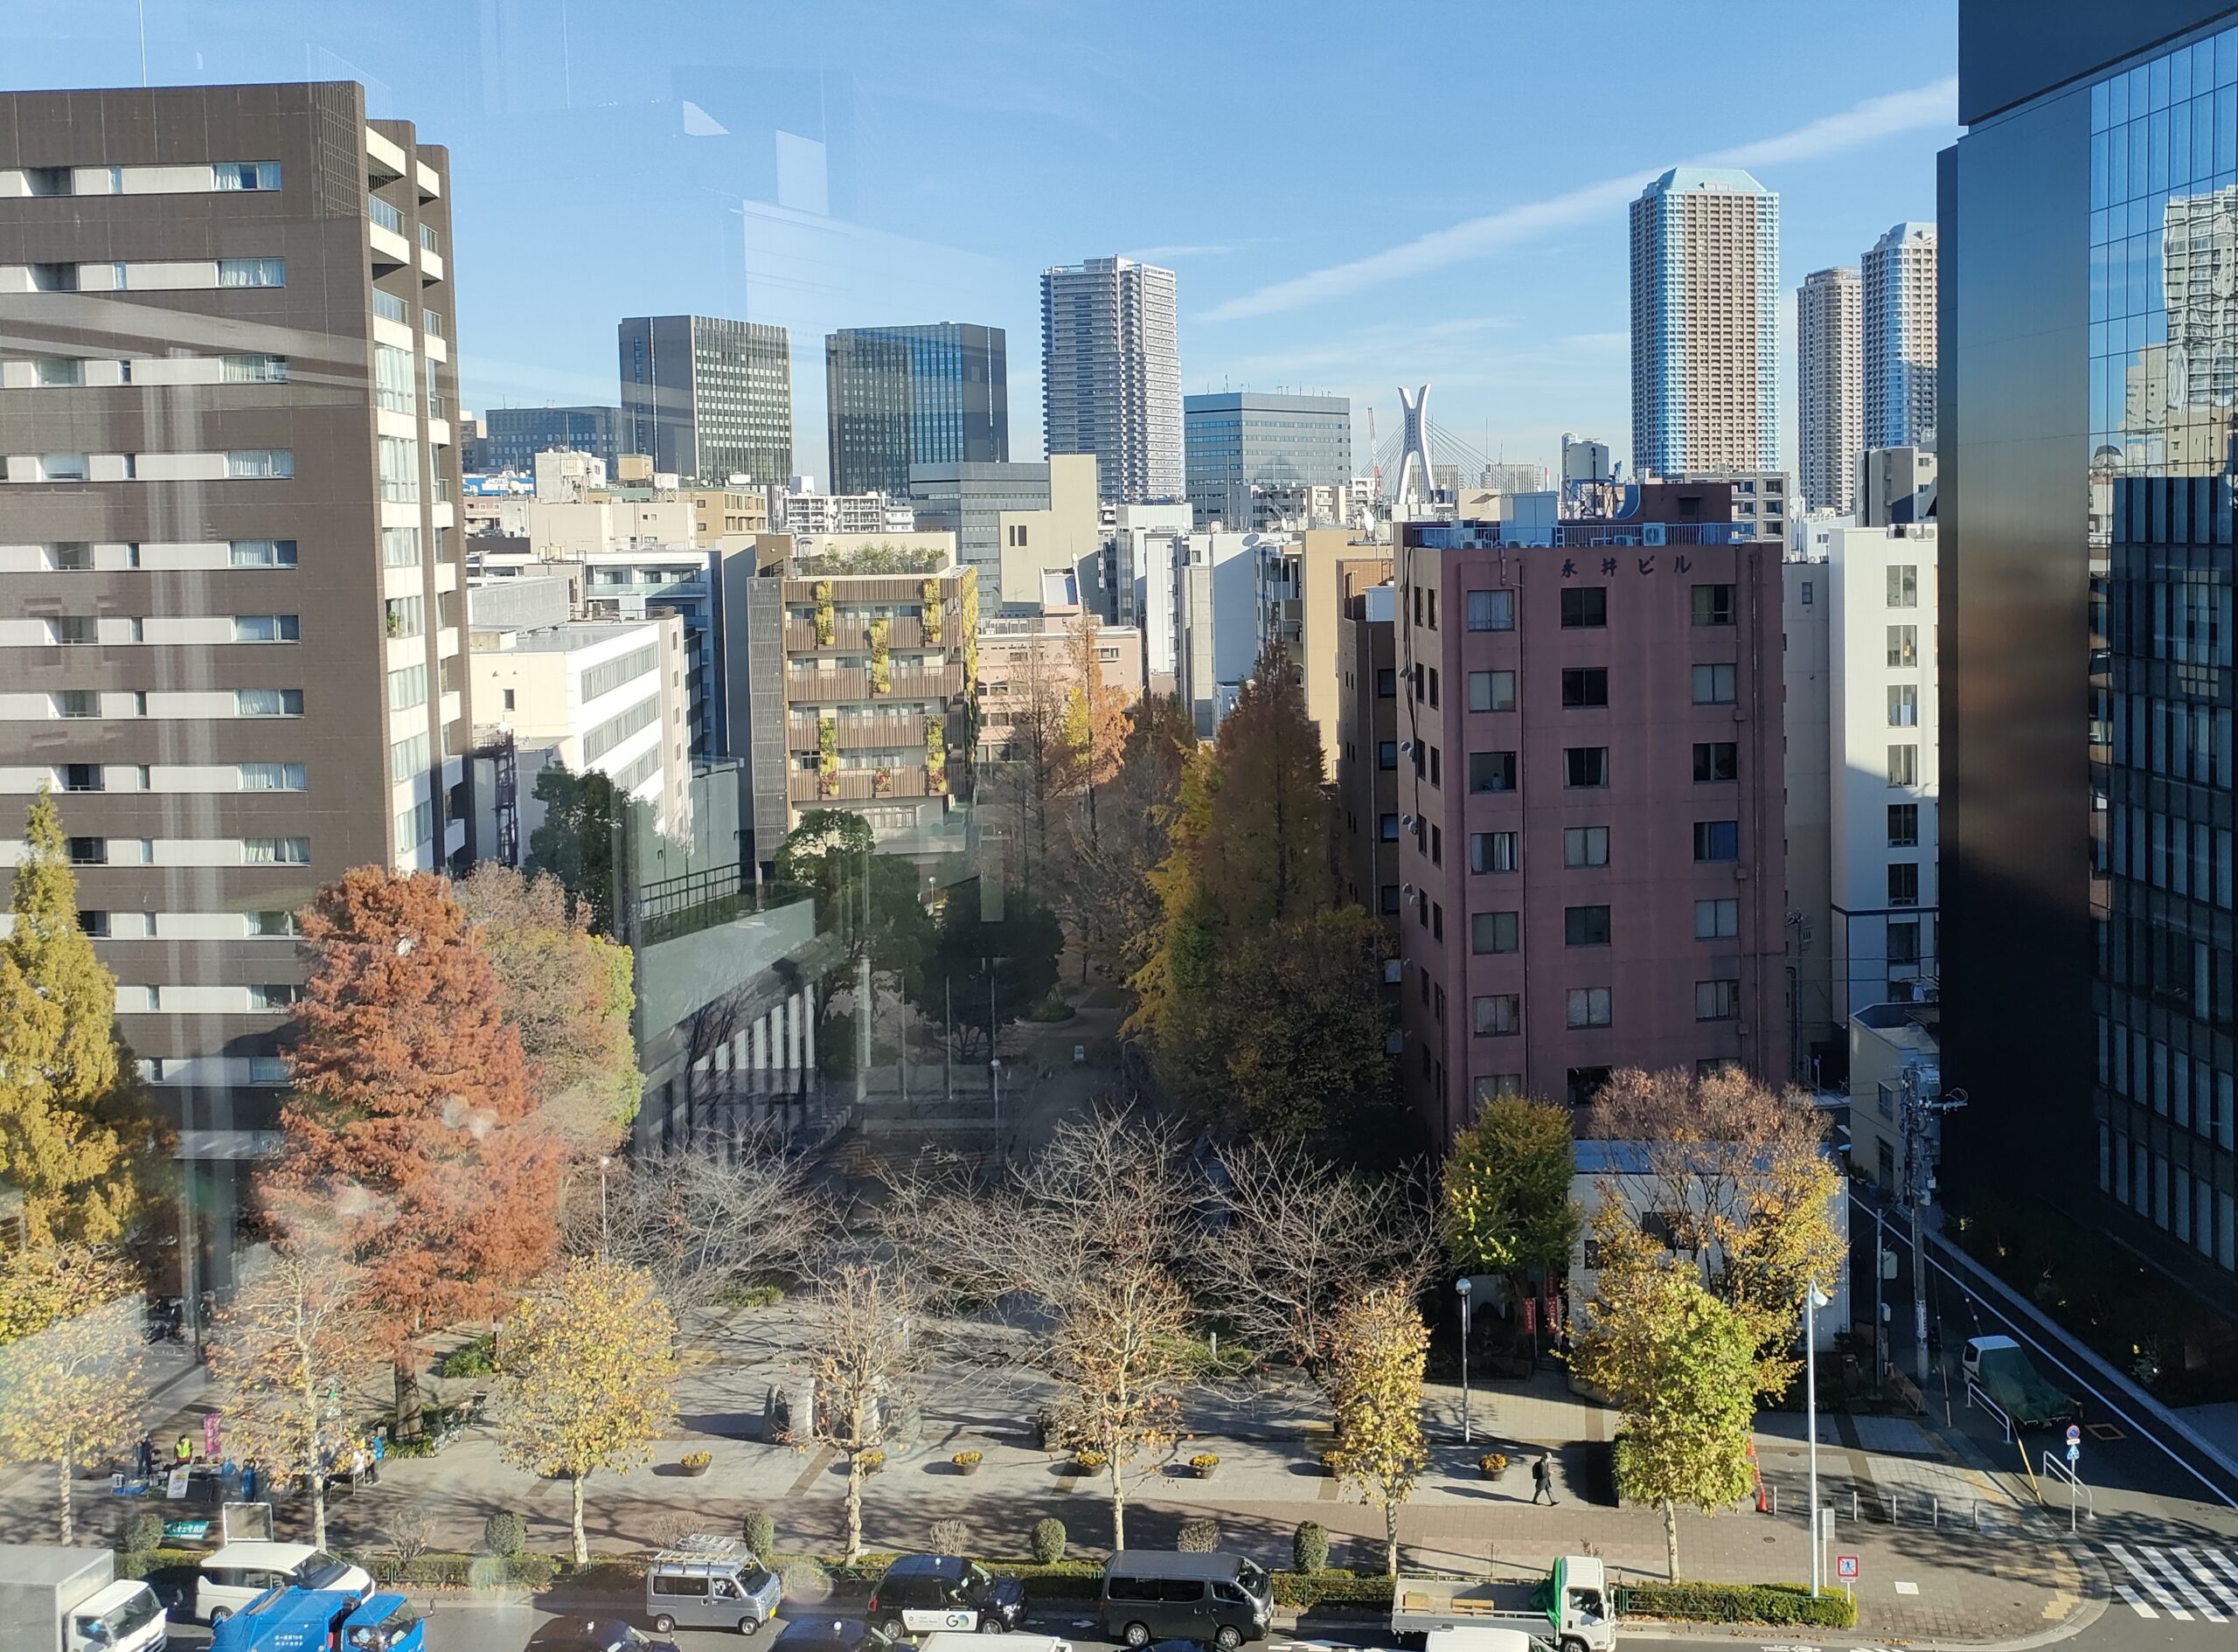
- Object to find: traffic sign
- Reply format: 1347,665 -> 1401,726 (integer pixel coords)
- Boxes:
2066,1424 -> 2082,1445
2067,1441 -> 2081,1464
1837,1555 -> 1859,1581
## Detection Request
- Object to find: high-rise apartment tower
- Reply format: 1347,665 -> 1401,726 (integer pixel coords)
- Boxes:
1798,267 -> 1863,514
1630,168 -> 1782,477
1863,222 -> 1938,450
1040,256 -> 1183,503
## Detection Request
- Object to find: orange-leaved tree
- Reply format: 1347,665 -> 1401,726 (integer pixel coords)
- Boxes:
264,868 -> 566,1433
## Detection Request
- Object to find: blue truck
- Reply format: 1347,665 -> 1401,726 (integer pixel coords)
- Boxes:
209,1589 -> 421,1652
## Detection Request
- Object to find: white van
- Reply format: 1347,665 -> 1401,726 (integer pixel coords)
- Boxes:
195,1541 -> 372,1624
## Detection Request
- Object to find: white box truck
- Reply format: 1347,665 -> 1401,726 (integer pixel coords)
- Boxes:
1392,1558 -> 1614,1652
0,1545 -> 168,1652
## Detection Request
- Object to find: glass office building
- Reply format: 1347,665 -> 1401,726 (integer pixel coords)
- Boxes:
825,323 -> 1008,498
1946,0 -> 2238,1345
1182,392 -> 1352,528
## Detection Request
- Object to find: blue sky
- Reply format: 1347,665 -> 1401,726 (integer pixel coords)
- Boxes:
3,0 -> 1958,483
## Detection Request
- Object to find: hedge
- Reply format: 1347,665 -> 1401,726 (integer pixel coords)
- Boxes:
1270,1571 -> 1395,1608
1619,1581 -> 1858,1629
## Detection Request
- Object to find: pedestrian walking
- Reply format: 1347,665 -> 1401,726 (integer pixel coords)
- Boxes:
1532,1452 -> 1557,1505
134,1434 -> 154,1482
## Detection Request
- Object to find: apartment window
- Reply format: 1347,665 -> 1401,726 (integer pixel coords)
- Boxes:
381,527 -> 420,567
232,614 -> 301,642
1560,667 -> 1609,708
51,615 -> 98,646
1887,743 -> 1919,787
78,910 -> 110,938
238,762 -> 307,791
1567,1065 -> 1612,1108
421,309 -> 444,339
31,452 -> 88,481
1799,580 -> 1814,606
1427,668 -> 1440,708
249,911 -> 297,937
247,984 -> 303,1010
1377,740 -> 1397,771
1380,885 -> 1400,914
1470,830 -> 1519,873
387,664 -> 428,711
52,691 -> 98,718
215,161 -> 281,191
426,357 -> 444,418
1888,920 -> 1922,967
34,357 -> 84,386
1691,583 -> 1735,626
1375,668 -> 1396,698
374,343 -> 416,413
1695,978 -> 1740,1020
1694,897 -> 1739,939
1470,750 -> 1518,794
1471,911 -> 1519,954
1472,995 -> 1520,1037
66,836 -> 107,866
385,596 -> 424,639
232,538 -> 298,567
1887,803 -> 1919,847
1467,588 -> 1514,631
418,221 -> 440,253
378,436 -> 420,503
1566,987 -> 1612,1028
1560,587 -> 1608,628
49,541 -> 92,570
1379,813 -> 1399,842
393,800 -> 434,847
372,289 -> 408,324
234,688 -> 304,718
1565,905 -> 1612,947
1692,741 -> 1739,782
60,764 -> 102,793
1564,746 -> 1609,788
247,1056 -> 288,1084
1888,684 -> 1919,727
502,690 -> 516,711
27,261 -> 78,290
216,257 -> 286,287
1563,825 -> 1609,867
1694,819 -> 1739,861
222,353 -> 289,384
1692,663 -> 1736,704
227,449 -> 294,478
24,167 -> 71,197
1888,862 -> 1920,906
1887,565 -> 1918,608
390,731 -> 430,784
1887,624 -> 1918,667
1467,670 -> 1515,713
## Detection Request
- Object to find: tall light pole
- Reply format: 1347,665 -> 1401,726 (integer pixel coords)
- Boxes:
597,1155 -> 612,1254
1456,1276 -> 1473,1445
1805,1280 -> 1831,1597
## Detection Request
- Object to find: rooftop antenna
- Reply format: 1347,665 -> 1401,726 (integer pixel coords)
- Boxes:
137,0 -> 148,84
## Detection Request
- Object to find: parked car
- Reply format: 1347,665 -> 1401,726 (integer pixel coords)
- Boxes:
194,1543 -> 372,1625
771,1621 -> 903,1652
868,1556 -> 1027,1637
1099,1551 -> 1272,1650
525,1621 -> 681,1652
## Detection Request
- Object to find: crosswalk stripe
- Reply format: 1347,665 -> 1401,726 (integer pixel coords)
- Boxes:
2172,1549 -> 2238,1617
2143,1547 -> 2226,1622
2201,1547 -> 2238,1600
2107,1543 -> 2193,1620
2114,1581 -> 2158,1620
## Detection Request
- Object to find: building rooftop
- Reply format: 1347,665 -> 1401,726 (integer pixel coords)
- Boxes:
1645,165 -> 1771,196
479,620 -> 655,652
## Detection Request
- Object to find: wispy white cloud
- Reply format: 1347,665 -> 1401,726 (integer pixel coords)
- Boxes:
1127,243 -> 1236,261
1200,77 -> 1957,323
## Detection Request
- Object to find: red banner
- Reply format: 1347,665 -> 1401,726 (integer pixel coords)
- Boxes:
1521,1295 -> 1537,1335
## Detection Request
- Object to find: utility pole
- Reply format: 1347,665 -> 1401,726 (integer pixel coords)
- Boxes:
943,976 -> 953,1103
1900,1069 -> 1968,1385
855,844 -> 871,1107
1873,1201 -> 1887,1378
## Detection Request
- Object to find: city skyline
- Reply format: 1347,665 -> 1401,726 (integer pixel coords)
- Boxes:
0,0 -> 1954,486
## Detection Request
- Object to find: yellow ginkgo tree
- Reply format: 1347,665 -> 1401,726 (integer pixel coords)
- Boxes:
1324,1281 -> 1428,1576
497,1257 -> 680,1563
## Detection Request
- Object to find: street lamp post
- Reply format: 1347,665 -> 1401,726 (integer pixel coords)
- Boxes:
990,1058 -> 1003,1153
597,1155 -> 612,1254
1456,1277 -> 1473,1445
1805,1280 -> 1831,1597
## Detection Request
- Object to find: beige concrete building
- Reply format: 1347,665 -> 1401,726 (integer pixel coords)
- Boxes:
1254,528 -> 1391,774
1848,1001 -> 1940,1194
995,452 -> 1102,609
1335,580 -> 1400,933
977,600 -> 1143,762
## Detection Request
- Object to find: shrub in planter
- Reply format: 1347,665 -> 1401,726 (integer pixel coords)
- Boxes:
952,1450 -> 983,1475
859,1449 -> 886,1475
1188,1452 -> 1219,1478
123,1510 -> 164,1554
436,1333 -> 497,1378
1176,1517 -> 1220,1554
1071,1447 -> 1106,1472
1477,1453 -> 1508,1480
1620,1582 -> 1856,1630
681,1450 -> 712,1475
1031,1517 -> 1067,1565
1270,1572 -> 1395,1610
1292,1522 -> 1330,1574
743,1510 -> 776,1558
1317,1449 -> 1339,1476
483,1511 -> 526,1558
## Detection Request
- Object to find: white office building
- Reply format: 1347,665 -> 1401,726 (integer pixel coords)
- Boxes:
1040,256 -> 1183,503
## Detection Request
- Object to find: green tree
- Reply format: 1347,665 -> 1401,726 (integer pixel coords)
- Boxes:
1219,906 -> 1397,1146
905,882 -> 1062,1061
1574,1205 -> 1758,1579
455,865 -> 641,1157
498,1257 -> 680,1565
773,811 -> 934,984
1441,1095 -> 1580,1288
0,788 -> 157,1252
1053,694 -> 1194,983
1324,1281 -> 1429,1576
526,765 -> 622,936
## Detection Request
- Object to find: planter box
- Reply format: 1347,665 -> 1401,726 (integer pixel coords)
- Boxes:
1479,1465 -> 1508,1482
680,1461 -> 711,1478
954,1462 -> 982,1477
1191,1465 -> 1218,1480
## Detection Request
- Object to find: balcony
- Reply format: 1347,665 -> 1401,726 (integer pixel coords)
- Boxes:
789,712 -> 945,751
784,615 -> 929,653
784,666 -> 957,705
789,766 -> 940,805
368,195 -> 409,270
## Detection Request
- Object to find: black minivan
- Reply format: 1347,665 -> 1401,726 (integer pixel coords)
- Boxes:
1099,1552 -> 1272,1649
869,1555 -> 1028,1637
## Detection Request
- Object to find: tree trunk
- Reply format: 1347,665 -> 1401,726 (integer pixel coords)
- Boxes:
311,1463 -> 329,1552
392,1357 -> 422,1440
1384,1499 -> 1400,1577
56,1458 -> 72,1545
1109,1454 -> 1126,1551
572,1472 -> 588,1565
845,1454 -> 864,1560
1662,1498 -> 1679,1581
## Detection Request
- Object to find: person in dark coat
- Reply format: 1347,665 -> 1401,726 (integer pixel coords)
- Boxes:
1532,1451 -> 1557,1504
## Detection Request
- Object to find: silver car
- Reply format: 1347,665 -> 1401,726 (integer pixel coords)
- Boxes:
645,1536 -> 780,1636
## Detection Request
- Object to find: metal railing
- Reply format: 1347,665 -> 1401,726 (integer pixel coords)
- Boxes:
2040,1451 -> 2094,1531
1966,1378 -> 2016,1443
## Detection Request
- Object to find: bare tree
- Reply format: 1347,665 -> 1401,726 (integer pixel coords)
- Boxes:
809,1260 -> 922,1563
1051,1258 -> 1190,1551
1196,1138 -> 1436,1393
587,1134 -> 834,1311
